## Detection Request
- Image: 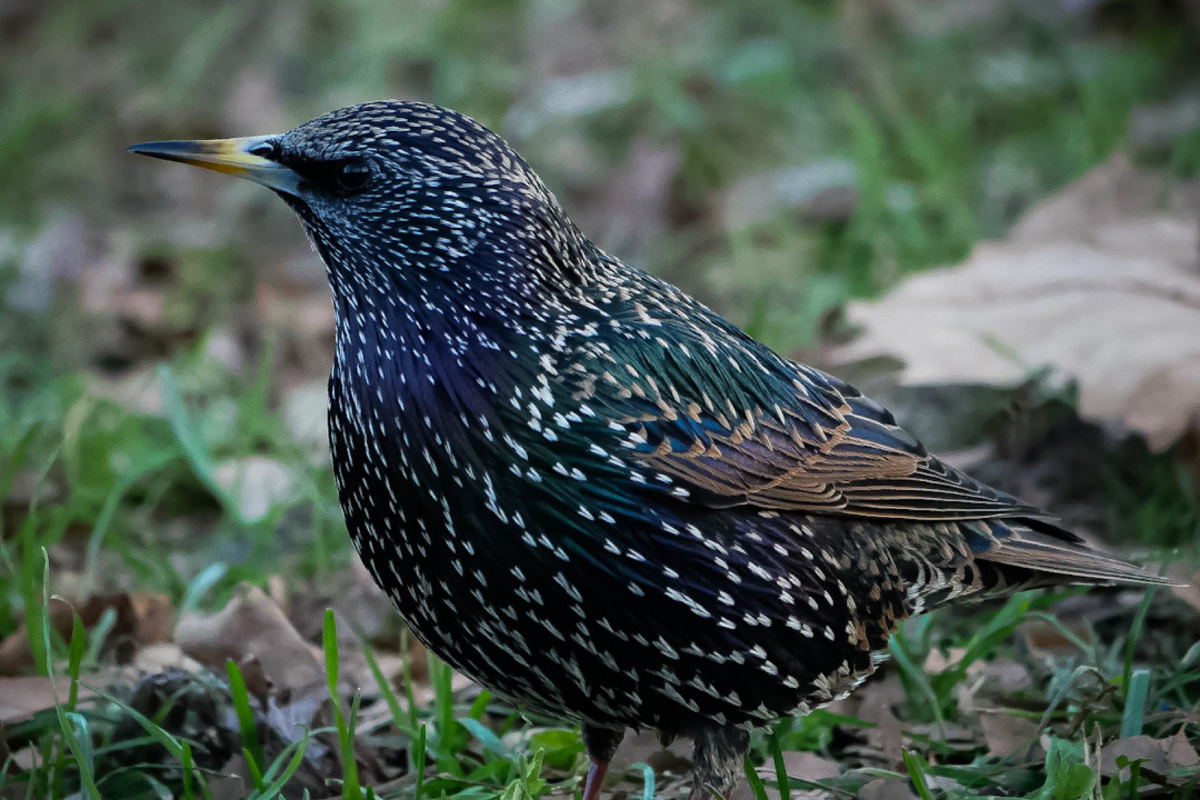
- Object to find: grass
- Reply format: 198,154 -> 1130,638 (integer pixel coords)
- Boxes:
2,0 -> 1199,798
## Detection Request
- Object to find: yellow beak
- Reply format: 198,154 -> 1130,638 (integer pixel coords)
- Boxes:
126,135 -> 302,197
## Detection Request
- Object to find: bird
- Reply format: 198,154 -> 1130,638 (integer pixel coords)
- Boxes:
129,101 -> 1168,800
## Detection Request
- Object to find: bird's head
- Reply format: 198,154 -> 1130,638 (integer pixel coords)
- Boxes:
129,101 -> 588,305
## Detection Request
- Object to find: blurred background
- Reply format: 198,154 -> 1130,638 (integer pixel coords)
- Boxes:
2,0 -> 1199,797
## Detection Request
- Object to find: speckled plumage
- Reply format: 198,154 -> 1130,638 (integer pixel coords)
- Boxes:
131,101 -> 1166,800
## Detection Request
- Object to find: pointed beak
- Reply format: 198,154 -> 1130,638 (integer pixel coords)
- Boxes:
126,135 -> 301,197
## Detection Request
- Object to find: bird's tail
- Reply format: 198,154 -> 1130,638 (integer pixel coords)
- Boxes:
893,518 -> 1173,615
966,518 -> 1172,587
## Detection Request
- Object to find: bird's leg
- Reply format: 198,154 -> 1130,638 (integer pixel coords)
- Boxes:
689,727 -> 750,800
582,760 -> 609,800
580,724 -> 624,800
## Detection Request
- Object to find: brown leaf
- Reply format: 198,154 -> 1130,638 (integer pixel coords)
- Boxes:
979,711 -> 1040,759
133,642 -> 203,674
841,673 -> 907,766
282,380 -> 331,459
1017,617 -> 1094,654
1101,733 -> 1200,784
836,154 -> 1200,450
175,583 -> 325,693
857,778 -> 919,800
1167,562 -> 1200,614
0,676 -> 95,725
0,592 -> 171,675
923,646 -> 967,674
210,456 -> 299,523
758,750 -> 840,800
208,755 -> 251,800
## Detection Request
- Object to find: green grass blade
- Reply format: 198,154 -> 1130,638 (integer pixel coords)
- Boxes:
901,748 -> 935,800
363,644 -> 411,736
769,729 -> 791,800
1121,668 -> 1151,739
743,755 -> 769,800
226,659 -> 266,788
1123,587 -> 1157,696
400,627 -> 420,733
414,723 -> 428,800
250,729 -> 314,798
324,608 -> 363,800
181,562 -> 229,616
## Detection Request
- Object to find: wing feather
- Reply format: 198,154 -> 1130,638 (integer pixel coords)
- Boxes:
579,310 -> 1046,523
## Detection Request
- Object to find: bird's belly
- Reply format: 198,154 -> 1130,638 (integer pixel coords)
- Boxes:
340,483 -> 887,732
328,387 -> 899,732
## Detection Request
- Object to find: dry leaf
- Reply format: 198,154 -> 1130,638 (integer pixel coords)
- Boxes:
175,583 -> 325,693
0,676 -> 95,725
979,711 -> 1040,759
836,154 -> 1200,450
1101,733 -> 1200,784
970,656 -> 1032,694
858,778 -> 919,800
211,456 -> 299,523
758,750 -> 840,800
923,646 -> 968,674
839,672 -> 907,766
288,558 -> 400,648
1167,561 -> 1200,614
282,380 -> 331,460
0,592 -> 172,675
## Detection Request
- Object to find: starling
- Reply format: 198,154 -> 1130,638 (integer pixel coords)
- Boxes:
130,101 -> 1167,800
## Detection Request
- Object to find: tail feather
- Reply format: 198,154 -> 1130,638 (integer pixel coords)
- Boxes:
861,517 -> 1173,618
964,519 -> 1174,588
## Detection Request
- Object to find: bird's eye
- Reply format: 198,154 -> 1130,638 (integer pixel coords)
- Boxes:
247,140 -> 281,160
336,160 -> 372,192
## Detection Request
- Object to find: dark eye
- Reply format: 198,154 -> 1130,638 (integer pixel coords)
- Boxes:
247,140 -> 282,160
336,160 -> 372,192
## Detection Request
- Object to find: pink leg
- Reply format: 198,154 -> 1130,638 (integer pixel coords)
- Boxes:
581,758 -> 610,800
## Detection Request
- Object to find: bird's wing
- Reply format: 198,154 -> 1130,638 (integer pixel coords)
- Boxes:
573,304 -> 1046,523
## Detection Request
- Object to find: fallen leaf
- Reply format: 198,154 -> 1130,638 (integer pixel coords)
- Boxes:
0,592 -> 172,675
857,778 -> 918,800
836,154 -> 1200,450
133,642 -> 204,674
282,380 -> 330,460
1167,561 -> 1200,614
1017,616 -> 1095,654
979,711 -> 1041,759
0,676 -> 95,725
211,456 -> 299,523
175,583 -> 325,693
288,558 -> 400,649
85,366 -> 164,414
923,646 -> 968,674
1101,733 -> 1200,785
757,750 -> 840,800
208,755 -> 251,800
969,656 -> 1032,695
255,283 -> 336,378
838,672 -> 907,766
